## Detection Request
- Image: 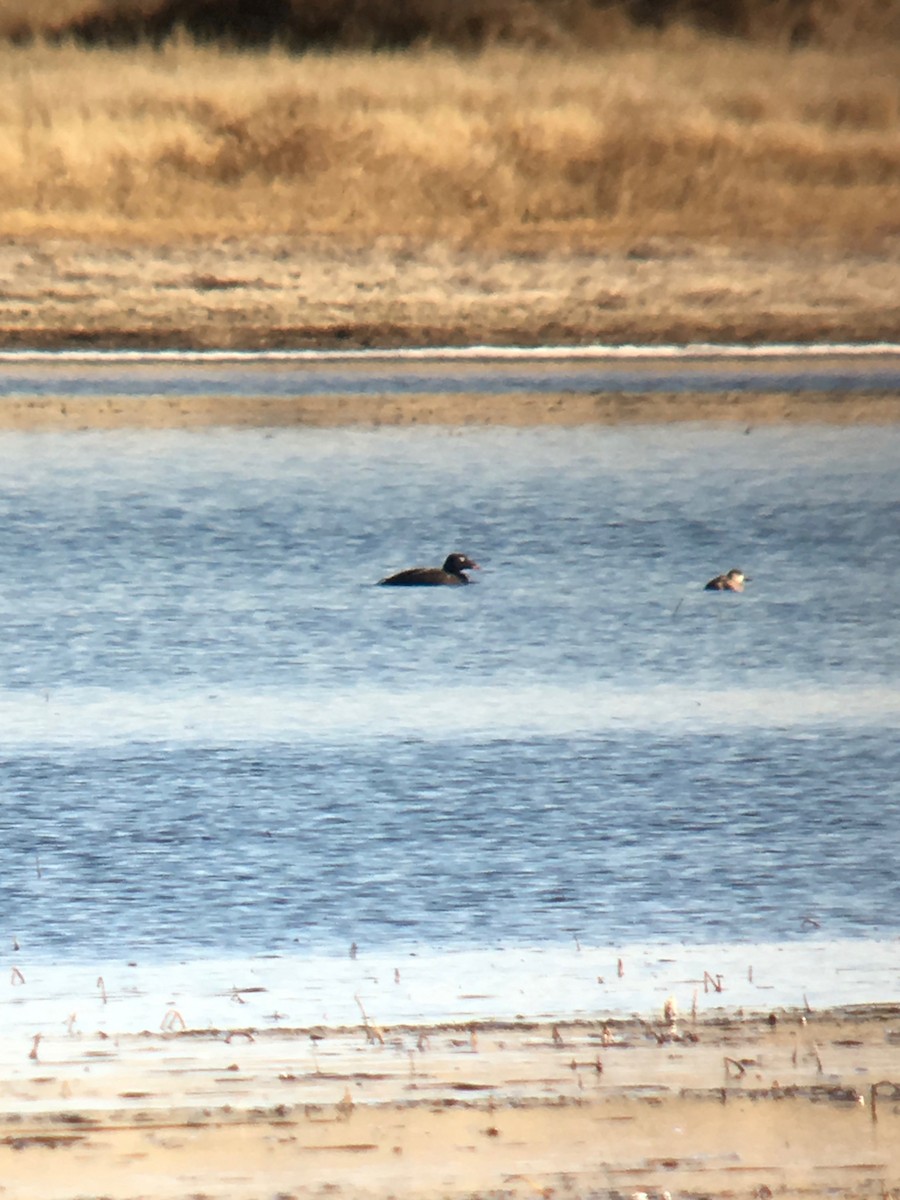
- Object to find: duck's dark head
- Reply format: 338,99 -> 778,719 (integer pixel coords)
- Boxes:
443,553 -> 480,578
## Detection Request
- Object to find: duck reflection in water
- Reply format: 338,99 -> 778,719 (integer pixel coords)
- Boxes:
379,553 -> 480,587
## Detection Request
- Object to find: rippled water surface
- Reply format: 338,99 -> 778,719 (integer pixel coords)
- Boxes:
1,424 -> 898,965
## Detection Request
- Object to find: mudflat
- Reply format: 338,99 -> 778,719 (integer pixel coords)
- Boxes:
4,237 -> 897,352
1,237 -> 898,429
2,1006 -> 899,1200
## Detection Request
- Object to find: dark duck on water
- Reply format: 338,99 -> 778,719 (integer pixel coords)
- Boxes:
379,553 -> 480,586
705,568 -> 748,592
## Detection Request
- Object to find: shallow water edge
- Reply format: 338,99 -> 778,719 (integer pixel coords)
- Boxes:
2,344 -> 898,425
0,390 -> 899,430
4,940 -> 899,1040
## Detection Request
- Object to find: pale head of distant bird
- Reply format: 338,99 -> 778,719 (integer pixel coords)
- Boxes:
705,567 -> 750,592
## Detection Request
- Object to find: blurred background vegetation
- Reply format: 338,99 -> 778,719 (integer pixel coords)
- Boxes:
3,0 -> 898,50
0,0 -> 896,250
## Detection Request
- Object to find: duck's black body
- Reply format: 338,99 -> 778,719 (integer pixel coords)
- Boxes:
379,553 -> 479,587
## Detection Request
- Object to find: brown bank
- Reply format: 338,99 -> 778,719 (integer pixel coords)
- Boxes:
1,1008 -> 899,1200
2,238 -> 899,429
4,238 -> 898,353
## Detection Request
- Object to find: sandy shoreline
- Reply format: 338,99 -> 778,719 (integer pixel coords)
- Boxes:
1,237 -> 898,427
3,941 -> 900,1200
0,391 -> 898,431
2,1006 -> 899,1199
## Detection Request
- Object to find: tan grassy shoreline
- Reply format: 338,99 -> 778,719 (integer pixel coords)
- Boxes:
4,391 -> 900,430
2,1006 -> 899,1200
1,233 -> 897,429
2,237 -> 898,353
0,40 -> 896,423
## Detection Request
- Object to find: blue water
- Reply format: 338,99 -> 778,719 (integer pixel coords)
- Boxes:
1,346 -> 899,398
0,424 -> 898,963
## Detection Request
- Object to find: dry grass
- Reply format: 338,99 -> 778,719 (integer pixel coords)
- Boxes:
2,236 -> 897,349
0,38 -> 897,251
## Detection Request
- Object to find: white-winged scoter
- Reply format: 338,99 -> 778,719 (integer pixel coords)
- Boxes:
379,553 -> 480,586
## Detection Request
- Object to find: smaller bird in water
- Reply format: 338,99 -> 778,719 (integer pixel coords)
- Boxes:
379,552 -> 480,587
705,568 -> 748,592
